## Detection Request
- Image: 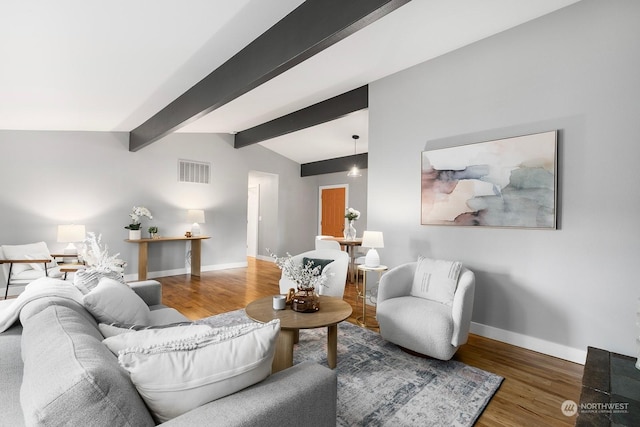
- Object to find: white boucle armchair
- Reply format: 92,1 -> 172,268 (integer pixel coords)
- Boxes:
278,249 -> 349,299
376,261 -> 475,360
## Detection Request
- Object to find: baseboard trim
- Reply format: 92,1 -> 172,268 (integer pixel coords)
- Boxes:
124,262 -> 249,282
202,262 -> 249,272
470,322 -> 587,365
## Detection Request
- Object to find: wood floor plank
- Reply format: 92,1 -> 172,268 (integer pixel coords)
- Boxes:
158,257 -> 583,426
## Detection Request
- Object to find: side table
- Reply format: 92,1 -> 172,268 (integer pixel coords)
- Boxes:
246,295 -> 352,373
125,236 -> 210,280
356,264 -> 387,328
59,264 -> 85,280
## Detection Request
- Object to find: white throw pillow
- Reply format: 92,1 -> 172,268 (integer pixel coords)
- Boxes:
118,319 -> 280,423
83,277 -> 150,325
98,321 -> 193,338
102,324 -> 214,353
74,268 -> 124,295
410,256 -> 462,306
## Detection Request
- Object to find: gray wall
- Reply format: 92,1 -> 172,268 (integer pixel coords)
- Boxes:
0,131 -> 317,279
368,0 -> 640,361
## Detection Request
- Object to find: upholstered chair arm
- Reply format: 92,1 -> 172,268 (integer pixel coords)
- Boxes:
318,253 -> 349,298
450,268 -> 476,347
377,262 -> 416,304
129,280 -> 163,306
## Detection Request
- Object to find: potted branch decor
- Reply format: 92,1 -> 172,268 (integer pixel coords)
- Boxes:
269,250 -> 330,313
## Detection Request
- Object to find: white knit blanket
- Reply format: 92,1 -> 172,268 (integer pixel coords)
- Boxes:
0,277 -> 84,333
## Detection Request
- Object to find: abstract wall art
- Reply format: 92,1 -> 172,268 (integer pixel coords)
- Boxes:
421,130 -> 557,228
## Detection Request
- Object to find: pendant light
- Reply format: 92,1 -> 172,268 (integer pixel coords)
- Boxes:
347,135 -> 362,177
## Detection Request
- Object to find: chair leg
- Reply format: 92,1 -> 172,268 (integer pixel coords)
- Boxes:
4,263 -> 13,299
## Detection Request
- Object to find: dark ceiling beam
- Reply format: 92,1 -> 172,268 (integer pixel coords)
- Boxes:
301,153 -> 368,177
234,85 -> 368,148
129,0 -> 411,152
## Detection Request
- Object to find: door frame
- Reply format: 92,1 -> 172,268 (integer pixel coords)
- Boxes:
246,185 -> 260,257
318,184 -> 349,236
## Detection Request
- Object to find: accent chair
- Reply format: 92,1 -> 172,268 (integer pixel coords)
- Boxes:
278,249 -> 349,299
315,238 -> 341,251
376,259 -> 475,360
0,242 -> 63,299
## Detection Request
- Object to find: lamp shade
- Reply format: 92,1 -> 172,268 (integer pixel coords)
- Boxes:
362,231 -> 384,267
187,209 -> 205,224
361,231 -> 384,249
57,224 -> 86,243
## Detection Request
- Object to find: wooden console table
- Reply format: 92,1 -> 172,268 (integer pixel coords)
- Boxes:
125,236 -> 210,281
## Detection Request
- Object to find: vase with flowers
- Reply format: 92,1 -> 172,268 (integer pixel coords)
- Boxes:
344,207 -> 360,240
269,250 -> 330,313
124,206 -> 153,240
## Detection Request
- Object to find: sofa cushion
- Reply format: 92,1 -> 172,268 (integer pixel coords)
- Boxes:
0,324 -> 25,427
83,277 -> 150,325
410,256 -> 462,306
148,306 -> 191,325
20,304 -> 155,426
19,291 -> 96,327
118,319 -> 280,423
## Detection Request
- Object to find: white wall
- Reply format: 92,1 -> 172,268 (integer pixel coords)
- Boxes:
368,0 -> 640,362
0,131 -> 318,280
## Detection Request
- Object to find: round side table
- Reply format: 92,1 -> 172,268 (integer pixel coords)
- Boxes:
245,295 -> 352,373
356,264 -> 388,328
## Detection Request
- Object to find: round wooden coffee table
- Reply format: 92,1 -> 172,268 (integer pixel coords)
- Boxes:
246,295 -> 352,373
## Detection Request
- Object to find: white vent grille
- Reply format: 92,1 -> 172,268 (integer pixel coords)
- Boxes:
178,160 -> 210,184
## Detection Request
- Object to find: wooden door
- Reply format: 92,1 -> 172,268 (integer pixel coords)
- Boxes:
321,187 -> 346,237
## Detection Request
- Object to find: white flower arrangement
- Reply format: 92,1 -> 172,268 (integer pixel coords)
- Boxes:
125,206 -> 153,230
268,250 -> 329,291
80,232 -> 126,274
345,207 -> 360,221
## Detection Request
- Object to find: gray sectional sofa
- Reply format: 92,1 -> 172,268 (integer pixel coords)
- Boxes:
0,280 -> 337,426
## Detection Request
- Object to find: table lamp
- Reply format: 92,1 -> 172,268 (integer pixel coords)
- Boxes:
361,231 -> 384,267
187,209 -> 205,236
57,224 -> 86,262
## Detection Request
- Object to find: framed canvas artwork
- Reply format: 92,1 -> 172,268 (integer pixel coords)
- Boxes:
421,130 -> 557,228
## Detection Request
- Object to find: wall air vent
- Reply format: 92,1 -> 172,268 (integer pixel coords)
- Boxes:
178,159 -> 210,184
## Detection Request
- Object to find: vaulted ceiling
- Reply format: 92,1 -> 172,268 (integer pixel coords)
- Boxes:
1,0 -> 581,164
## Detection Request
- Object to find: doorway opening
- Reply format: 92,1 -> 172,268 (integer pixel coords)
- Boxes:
247,171 -> 279,260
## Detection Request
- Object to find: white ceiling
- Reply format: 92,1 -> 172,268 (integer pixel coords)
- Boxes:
0,0 -> 581,163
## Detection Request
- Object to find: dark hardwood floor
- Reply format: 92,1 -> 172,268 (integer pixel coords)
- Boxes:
158,257 -> 583,427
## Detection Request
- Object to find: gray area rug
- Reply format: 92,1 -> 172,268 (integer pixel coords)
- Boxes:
198,310 -> 503,427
